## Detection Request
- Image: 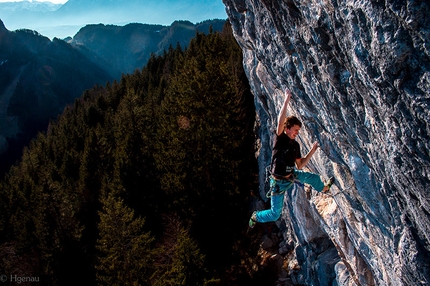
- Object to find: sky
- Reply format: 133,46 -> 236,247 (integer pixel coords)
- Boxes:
0,0 -> 227,39
0,0 -> 68,3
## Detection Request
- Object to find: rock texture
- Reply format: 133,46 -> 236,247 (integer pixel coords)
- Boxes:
222,0 -> 430,285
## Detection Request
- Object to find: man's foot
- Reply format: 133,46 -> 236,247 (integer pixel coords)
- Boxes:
323,177 -> 335,192
249,211 -> 257,228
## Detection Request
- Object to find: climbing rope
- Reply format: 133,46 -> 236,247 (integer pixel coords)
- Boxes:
325,184 -> 354,198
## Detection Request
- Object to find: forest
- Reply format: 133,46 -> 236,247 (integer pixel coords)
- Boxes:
0,23 -> 274,285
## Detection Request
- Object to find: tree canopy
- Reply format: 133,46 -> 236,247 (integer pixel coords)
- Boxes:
0,23 -> 259,285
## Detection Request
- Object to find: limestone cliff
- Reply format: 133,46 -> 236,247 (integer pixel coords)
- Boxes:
222,0 -> 430,285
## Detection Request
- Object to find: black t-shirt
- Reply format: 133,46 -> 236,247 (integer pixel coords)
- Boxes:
271,132 -> 301,176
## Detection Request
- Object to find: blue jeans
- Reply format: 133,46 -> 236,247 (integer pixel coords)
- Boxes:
255,170 -> 325,223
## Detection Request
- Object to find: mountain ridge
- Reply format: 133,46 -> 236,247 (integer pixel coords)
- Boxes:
0,19 -> 226,177
70,20 -> 226,77
0,22 -> 114,176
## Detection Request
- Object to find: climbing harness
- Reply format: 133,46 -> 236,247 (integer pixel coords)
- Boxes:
266,173 -> 297,198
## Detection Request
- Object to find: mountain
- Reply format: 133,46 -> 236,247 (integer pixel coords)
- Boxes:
0,20 -> 114,176
0,1 -> 63,38
223,0 -> 430,285
70,20 -> 226,77
0,0 -> 227,39
0,19 -> 226,177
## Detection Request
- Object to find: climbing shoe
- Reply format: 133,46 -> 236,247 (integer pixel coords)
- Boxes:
249,211 -> 257,228
323,176 -> 335,192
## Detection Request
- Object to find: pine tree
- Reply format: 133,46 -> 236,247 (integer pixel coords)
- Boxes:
0,23 -> 258,284
154,28 -> 256,267
152,216 -> 207,286
96,193 -> 155,286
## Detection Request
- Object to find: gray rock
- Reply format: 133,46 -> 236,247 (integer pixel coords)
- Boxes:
261,234 -> 274,250
223,0 -> 430,284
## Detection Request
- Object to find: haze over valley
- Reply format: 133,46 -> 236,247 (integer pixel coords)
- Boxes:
0,0 -> 227,176
0,0 -> 227,39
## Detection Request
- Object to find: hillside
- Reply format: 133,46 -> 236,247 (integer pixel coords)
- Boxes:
0,20 -> 113,177
0,24 -> 263,285
70,20 -> 226,78
0,19 -> 225,178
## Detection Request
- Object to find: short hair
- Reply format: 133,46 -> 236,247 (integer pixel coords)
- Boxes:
284,116 -> 302,130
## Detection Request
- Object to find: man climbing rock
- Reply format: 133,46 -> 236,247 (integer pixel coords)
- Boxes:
249,89 -> 334,228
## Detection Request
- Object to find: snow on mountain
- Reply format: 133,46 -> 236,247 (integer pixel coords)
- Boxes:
0,1 -> 62,12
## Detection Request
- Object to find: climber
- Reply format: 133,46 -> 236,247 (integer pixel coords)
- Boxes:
249,89 -> 334,228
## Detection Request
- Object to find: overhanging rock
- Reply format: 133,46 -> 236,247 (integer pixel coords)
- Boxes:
222,0 -> 430,284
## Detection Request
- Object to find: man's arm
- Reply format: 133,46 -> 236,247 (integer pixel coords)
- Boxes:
276,89 -> 292,136
295,142 -> 319,169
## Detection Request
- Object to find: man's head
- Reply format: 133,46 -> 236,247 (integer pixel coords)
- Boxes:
284,116 -> 302,139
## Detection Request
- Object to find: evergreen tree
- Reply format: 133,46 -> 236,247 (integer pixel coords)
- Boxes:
0,22 -> 258,284
96,193 -> 155,286
152,216 -> 208,286
154,26 -> 256,268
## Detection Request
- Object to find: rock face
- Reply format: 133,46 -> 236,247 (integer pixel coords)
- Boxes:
222,0 -> 430,285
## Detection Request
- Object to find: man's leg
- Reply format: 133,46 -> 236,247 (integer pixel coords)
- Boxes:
254,177 -> 293,223
294,170 -> 325,192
